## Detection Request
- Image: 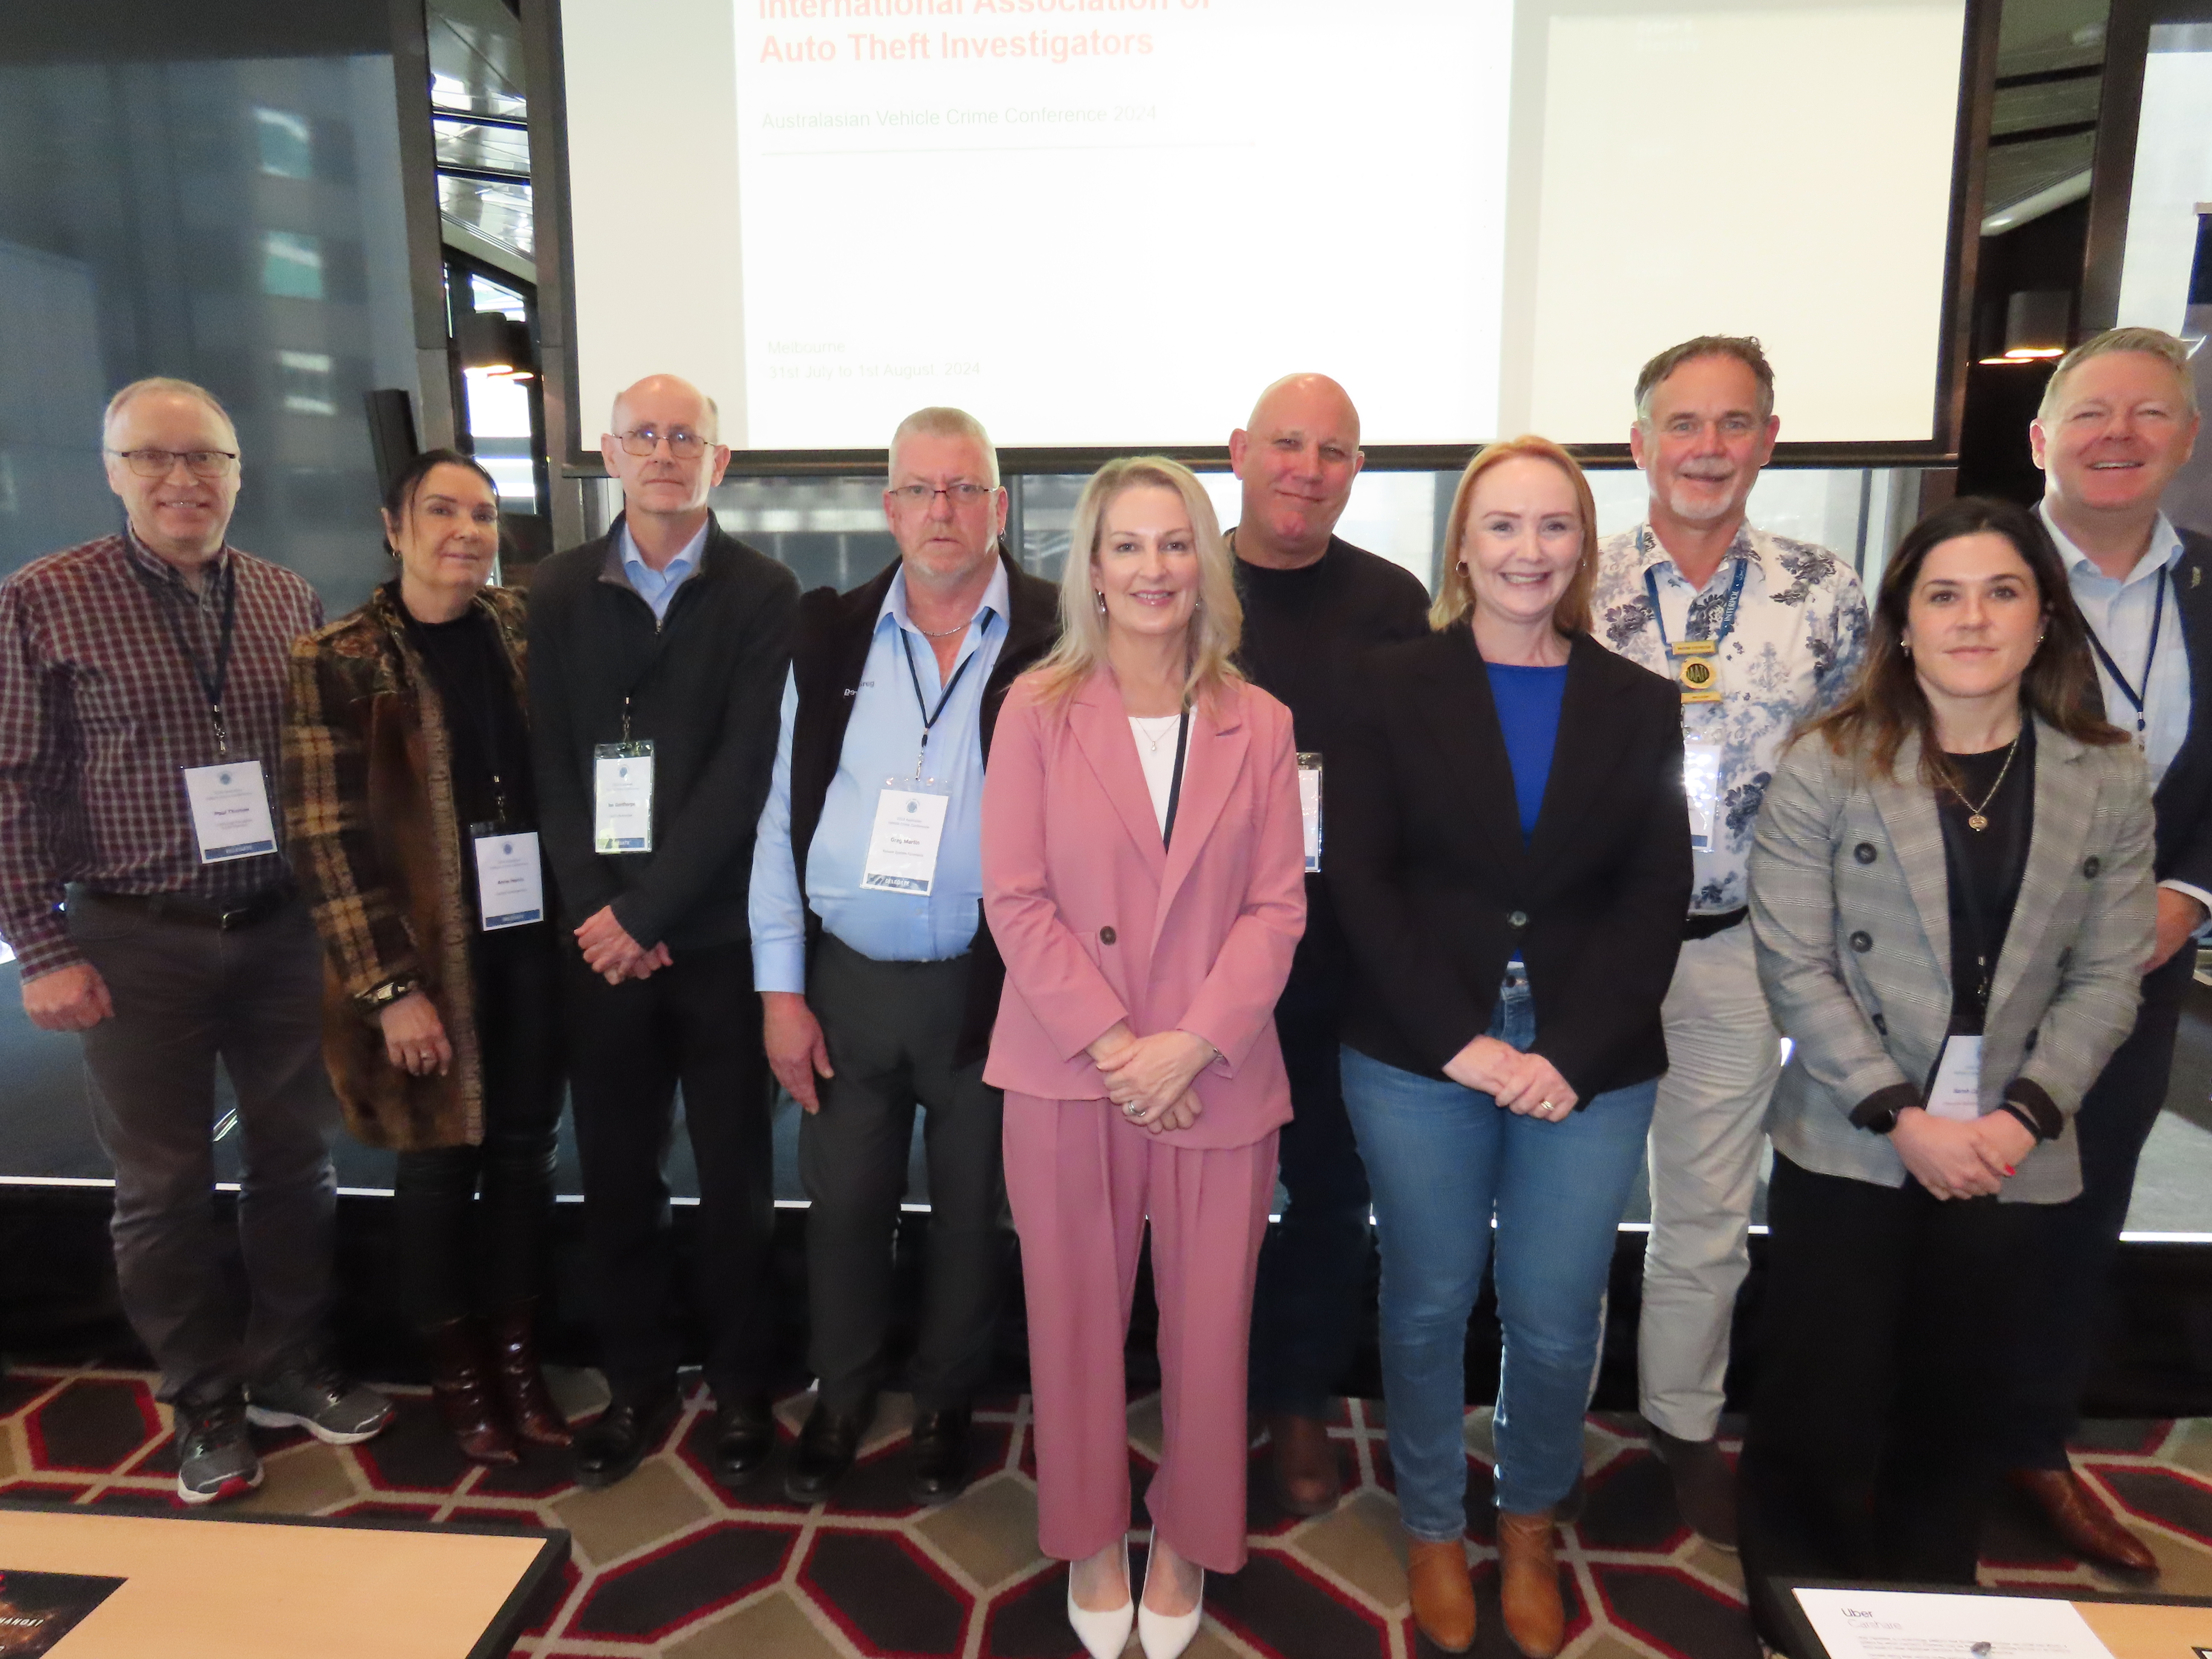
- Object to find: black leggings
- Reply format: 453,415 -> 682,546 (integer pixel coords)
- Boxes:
392,926 -> 563,1328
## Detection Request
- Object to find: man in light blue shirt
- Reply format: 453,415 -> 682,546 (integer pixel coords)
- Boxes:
750,407 -> 1060,1506
617,515 -> 704,623
2001,326 -> 2205,1573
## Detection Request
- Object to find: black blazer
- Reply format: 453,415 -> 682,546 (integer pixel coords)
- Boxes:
2139,529 -> 2212,892
528,515 -> 798,952
1328,624 -> 1691,1098
785,543 -> 1061,1064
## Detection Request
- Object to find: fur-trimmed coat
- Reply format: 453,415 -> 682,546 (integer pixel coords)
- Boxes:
282,583 -> 531,1150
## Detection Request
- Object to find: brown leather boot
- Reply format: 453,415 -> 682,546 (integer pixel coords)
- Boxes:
1265,1412 -> 1343,1516
1405,1537 -> 1476,1653
2008,1467 -> 2157,1575
1496,1508 -> 1565,1658
424,1317 -> 518,1465
489,1302 -> 573,1449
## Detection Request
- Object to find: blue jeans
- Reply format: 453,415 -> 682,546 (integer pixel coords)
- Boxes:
1341,976 -> 1656,1538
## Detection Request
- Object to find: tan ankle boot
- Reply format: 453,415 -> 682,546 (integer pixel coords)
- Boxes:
1496,1508 -> 1564,1657
1405,1536 -> 1475,1653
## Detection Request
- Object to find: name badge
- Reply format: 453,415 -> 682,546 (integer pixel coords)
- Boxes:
472,830 -> 544,930
1683,739 -> 1723,853
1297,751 -> 1323,873
1925,1034 -> 1982,1122
862,779 -> 950,894
1672,639 -> 1722,703
593,741 -> 654,854
181,760 -> 278,864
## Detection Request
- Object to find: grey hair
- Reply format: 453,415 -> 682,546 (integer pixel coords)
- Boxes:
102,377 -> 237,445
1632,335 -> 1775,426
608,381 -> 721,442
2037,326 -> 2200,423
890,407 -> 1000,487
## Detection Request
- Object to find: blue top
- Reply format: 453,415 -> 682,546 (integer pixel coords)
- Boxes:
618,518 -> 708,623
1484,661 -> 1569,841
749,561 -> 1011,990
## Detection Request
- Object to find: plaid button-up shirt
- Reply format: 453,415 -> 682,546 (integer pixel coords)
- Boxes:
0,531 -> 324,978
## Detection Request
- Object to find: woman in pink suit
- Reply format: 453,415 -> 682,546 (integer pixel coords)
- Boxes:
982,455 -> 1306,1659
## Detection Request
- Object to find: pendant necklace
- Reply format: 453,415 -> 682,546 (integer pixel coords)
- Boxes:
1948,730 -> 2022,832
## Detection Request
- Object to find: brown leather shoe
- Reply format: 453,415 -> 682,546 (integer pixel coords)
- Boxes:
423,1317 -> 518,1466
2008,1467 -> 2157,1575
1405,1537 -> 1476,1654
1266,1412 -> 1343,1516
489,1303 -> 573,1448
1644,1419 -> 1738,1549
1496,1508 -> 1565,1658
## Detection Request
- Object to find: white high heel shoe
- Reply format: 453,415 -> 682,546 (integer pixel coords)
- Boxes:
1067,1538 -> 1134,1659
1137,1528 -> 1204,1659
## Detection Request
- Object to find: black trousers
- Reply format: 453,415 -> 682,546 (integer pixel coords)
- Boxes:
565,939 -> 776,1401
1247,957 -> 1373,1419
1995,949 -> 2188,1470
392,924 -> 564,1330
1739,1154 -> 2036,1654
799,936 -> 1007,1414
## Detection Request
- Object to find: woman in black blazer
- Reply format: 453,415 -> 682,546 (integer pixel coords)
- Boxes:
1329,437 -> 1690,1659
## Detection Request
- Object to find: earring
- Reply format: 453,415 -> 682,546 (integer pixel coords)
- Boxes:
1901,642 -> 1912,657
1094,591 -> 1106,614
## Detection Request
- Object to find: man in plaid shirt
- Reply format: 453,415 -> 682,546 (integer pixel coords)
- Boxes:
0,378 -> 391,1504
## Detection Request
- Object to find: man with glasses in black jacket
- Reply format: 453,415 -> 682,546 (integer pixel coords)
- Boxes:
530,374 -> 799,1490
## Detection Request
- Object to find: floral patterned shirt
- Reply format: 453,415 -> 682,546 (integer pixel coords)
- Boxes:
1593,521 -> 1870,914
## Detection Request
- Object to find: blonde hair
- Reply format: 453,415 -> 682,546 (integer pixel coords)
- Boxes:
102,377 -> 236,445
1030,456 -> 1244,711
1429,435 -> 1599,634
890,407 -> 1000,487
2037,326 -> 2199,423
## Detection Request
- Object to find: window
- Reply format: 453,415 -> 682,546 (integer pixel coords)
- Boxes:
260,230 -> 324,300
253,108 -> 312,179
276,350 -> 335,416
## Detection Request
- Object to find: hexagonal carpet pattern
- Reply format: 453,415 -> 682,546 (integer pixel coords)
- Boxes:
0,1367 -> 2206,1657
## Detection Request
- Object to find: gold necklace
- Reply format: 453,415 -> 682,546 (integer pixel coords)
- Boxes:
1948,730 -> 2022,831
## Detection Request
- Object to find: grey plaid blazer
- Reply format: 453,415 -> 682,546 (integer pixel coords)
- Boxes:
1748,717 -> 2154,1203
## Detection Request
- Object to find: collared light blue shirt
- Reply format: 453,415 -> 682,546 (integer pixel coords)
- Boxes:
618,518 -> 708,623
2043,501 -> 2212,923
750,561 -> 1010,992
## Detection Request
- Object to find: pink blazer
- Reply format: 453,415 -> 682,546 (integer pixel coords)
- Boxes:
981,668 -> 1307,1149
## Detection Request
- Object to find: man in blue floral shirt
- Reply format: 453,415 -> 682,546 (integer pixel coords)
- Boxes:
1591,336 -> 1869,1548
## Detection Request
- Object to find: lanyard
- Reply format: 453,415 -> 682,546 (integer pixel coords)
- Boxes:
899,626 -> 979,779
130,549 -> 240,757
1160,707 -> 1192,847
2081,566 -> 2166,738
1644,556 -> 1749,658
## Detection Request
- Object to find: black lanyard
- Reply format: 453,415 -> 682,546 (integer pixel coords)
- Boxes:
1160,707 -> 1192,847
130,547 -> 240,757
2081,566 -> 2166,738
1644,555 -> 1750,657
899,626 -> 979,779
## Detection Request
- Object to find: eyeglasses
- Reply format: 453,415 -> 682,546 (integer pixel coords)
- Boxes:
108,448 -> 239,478
889,482 -> 997,506
615,426 -> 710,459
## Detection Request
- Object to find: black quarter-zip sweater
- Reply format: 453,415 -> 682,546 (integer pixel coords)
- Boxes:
527,515 -> 799,952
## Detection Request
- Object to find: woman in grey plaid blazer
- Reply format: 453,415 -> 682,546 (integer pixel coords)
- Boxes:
1737,497 -> 2154,1653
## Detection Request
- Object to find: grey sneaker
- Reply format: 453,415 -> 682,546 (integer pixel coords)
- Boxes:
175,1396 -> 263,1505
246,1363 -> 394,1445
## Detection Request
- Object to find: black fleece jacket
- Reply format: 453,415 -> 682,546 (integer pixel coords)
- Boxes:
528,515 -> 798,952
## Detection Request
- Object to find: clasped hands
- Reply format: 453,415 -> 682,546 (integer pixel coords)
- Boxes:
1893,1105 -> 2036,1201
1443,1034 -> 1578,1120
1089,1022 -> 1214,1135
575,904 -> 671,985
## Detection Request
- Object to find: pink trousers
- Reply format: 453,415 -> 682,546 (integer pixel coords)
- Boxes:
1003,1095 -> 1278,1574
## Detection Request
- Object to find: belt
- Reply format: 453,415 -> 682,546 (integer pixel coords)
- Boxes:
1682,906 -> 1748,942
81,887 -> 293,931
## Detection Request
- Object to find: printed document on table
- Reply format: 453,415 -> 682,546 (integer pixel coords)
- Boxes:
1793,1588 -> 2117,1659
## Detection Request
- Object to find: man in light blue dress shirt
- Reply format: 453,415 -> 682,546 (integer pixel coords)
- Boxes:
750,408 -> 1061,1505
2001,326 -> 2205,1573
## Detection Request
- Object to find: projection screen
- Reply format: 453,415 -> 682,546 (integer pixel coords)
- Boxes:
551,0 -> 1982,459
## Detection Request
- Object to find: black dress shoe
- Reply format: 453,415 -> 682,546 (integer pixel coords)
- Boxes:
713,1393 -> 777,1489
908,1407 -> 972,1505
784,1399 -> 872,1505
574,1388 -> 679,1490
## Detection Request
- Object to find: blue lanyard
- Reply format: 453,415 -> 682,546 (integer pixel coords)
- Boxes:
1644,555 -> 1749,656
2080,566 -> 2165,737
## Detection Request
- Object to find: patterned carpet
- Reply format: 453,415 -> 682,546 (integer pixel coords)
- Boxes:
0,1365 -> 2208,1657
